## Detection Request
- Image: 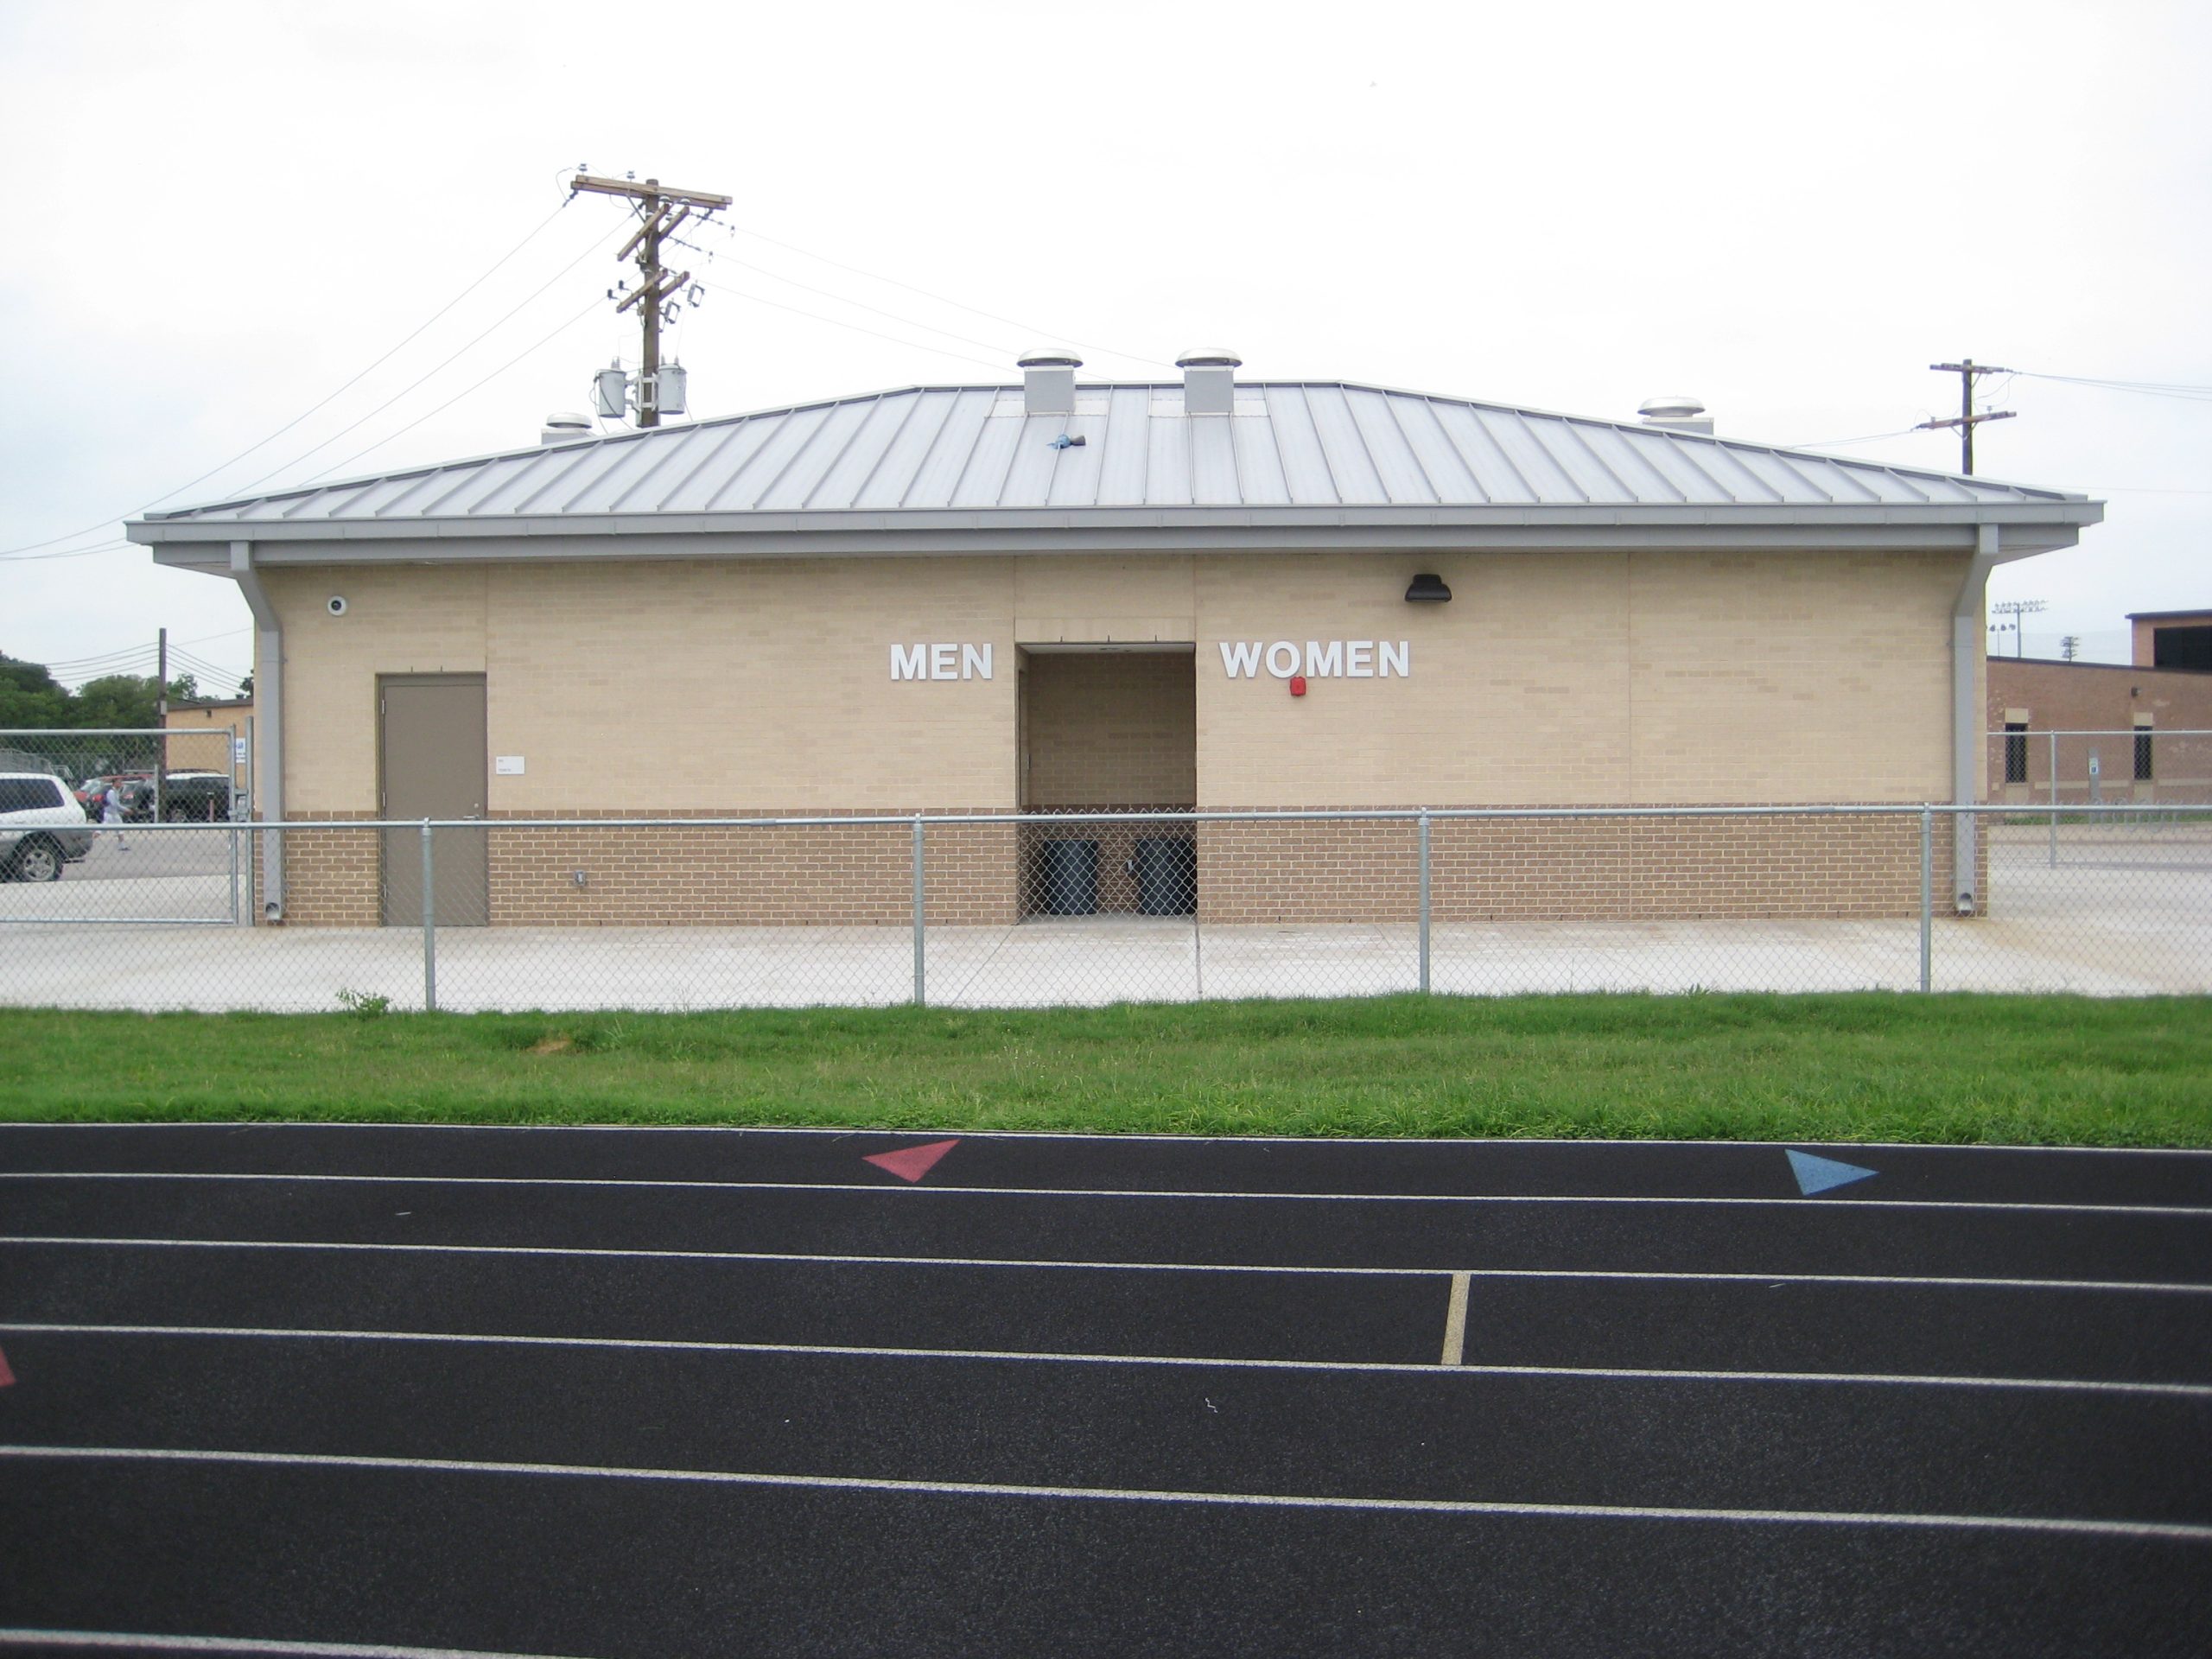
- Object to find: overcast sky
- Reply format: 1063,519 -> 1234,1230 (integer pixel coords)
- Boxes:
4,0 -> 2207,690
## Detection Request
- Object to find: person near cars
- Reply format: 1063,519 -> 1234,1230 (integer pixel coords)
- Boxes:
101,782 -> 129,851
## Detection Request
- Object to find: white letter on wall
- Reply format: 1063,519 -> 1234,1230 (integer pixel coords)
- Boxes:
892,644 -> 927,680
1304,640 -> 1343,677
1380,640 -> 1410,677
931,644 -> 957,680
1219,641 -> 1263,678
1264,641 -> 1301,679
1346,640 -> 1374,677
963,643 -> 993,680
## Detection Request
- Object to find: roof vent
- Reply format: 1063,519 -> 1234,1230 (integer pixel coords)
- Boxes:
1017,348 -> 1082,416
1637,396 -> 1713,436
1177,347 -> 1242,416
540,411 -> 594,447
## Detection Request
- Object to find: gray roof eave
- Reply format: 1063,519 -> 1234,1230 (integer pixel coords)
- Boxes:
129,497 -> 2103,551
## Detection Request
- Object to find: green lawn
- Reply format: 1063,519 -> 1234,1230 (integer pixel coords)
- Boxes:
4,995 -> 2209,1145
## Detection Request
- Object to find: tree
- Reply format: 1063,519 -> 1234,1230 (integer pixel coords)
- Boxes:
0,652 -> 71,729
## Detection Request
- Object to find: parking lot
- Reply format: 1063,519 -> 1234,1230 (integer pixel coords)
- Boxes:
0,1124 -> 2207,1656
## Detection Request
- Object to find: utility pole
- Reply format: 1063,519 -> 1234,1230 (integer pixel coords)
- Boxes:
569,173 -> 732,427
1919,360 -> 2017,474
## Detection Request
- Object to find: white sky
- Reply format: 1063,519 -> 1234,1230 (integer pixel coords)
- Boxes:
3,0 -> 2207,690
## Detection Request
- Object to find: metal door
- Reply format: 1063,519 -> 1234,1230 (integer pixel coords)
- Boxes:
379,675 -> 488,926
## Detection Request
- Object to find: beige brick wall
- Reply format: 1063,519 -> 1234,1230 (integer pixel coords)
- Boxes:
251,543 -> 1979,927
1194,550 -> 1961,807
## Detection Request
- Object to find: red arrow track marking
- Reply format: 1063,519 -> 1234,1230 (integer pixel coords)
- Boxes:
0,1345 -> 14,1388
863,1139 -> 960,1184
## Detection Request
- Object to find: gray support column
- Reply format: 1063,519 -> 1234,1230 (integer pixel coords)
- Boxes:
1950,524 -> 2002,914
228,541 -> 284,921
422,820 -> 437,1013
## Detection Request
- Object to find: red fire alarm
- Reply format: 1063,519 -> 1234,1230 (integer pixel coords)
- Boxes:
1289,674 -> 1307,696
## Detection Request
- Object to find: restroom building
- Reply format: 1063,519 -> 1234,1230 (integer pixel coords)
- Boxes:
129,352 -> 2103,927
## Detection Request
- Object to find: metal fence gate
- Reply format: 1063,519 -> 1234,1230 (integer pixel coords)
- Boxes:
0,727 -> 250,925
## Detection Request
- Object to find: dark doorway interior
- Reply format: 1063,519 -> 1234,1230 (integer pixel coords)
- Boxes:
1018,647 -> 1196,916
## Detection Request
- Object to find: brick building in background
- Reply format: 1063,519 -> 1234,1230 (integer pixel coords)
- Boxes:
128,353 -> 2103,928
1987,610 -> 2212,804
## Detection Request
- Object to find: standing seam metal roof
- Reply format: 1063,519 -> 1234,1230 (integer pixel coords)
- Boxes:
139,380 -> 2090,528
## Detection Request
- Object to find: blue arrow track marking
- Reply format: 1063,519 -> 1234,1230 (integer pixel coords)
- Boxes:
1786,1149 -> 1878,1196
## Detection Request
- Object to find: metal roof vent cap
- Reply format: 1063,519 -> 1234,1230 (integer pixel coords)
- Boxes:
1017,348 -> 1082,416
540,411 -> 594,447
1637,395 -> 1713,436
1177,346 -> 1243,416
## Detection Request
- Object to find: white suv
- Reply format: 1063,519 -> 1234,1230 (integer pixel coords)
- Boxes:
0,772 -> 93,881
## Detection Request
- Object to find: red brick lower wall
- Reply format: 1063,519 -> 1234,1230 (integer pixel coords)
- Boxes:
251,805 -> 1980,927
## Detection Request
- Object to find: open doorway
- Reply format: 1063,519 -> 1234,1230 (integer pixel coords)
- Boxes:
1017,645 -> 1196,918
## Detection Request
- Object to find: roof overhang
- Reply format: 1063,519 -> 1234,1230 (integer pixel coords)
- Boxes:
134,499 -> 2101,575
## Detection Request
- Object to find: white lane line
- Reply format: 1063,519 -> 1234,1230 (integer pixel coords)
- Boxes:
8,1323 -> 2209,1398
2,1170 -> 2205,1217
1441,1272 -> 1470,1367
0,1630 -> 586,1658
6,1445 -> 2207,1544
5,1236 -> 2210,1294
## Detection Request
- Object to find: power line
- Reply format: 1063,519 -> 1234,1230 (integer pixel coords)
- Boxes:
702,218 -> 1175,372
295,292 -> 607,485
0,200 -> 578,562
670,233 -> 1022,361
689,276 -> 1010,373
1779,426 -> 1923,449
219,221 -> 624,499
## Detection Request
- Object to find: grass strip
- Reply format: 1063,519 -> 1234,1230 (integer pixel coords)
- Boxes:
4,994 -> 2209,1145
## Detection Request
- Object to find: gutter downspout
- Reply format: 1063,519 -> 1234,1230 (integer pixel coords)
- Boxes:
229,540 -> 284,920
1951,524 -> 2001,913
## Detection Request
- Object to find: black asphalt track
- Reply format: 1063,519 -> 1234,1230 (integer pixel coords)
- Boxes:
1,1124 -> 2209,1656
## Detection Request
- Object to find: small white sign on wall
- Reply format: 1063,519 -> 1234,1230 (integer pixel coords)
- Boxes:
233,738 -> 248,765
494,755 -> 526,775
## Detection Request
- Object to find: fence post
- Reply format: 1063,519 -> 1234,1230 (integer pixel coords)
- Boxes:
2048,729 -> 2059,869
421,818 -> 437,1014
1918,805 -> 1934,995
1418,810 -> 1432,995
912,815 -> 925,1007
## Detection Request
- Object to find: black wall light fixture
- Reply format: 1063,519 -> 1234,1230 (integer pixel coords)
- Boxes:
1404,573 -> 1452,602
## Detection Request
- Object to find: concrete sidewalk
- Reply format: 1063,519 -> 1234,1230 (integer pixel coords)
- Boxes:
2,899 -> 2205,1012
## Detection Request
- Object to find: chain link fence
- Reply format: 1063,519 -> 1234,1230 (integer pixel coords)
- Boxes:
2,804 -> 2205,1011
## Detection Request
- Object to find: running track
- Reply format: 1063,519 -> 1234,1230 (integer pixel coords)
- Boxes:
0,1124 -> 2207,1656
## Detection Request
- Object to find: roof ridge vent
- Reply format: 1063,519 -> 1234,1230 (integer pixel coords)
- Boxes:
540,411 -> 594,447
1017,348 -> 1082,416
1637,395 -> 1713,436
1177,346 -> 1242,415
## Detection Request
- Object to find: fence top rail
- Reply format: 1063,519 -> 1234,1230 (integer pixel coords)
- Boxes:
1989,728 -> 2212,738
0,727 -> 235,737
200,802 -> 2212,834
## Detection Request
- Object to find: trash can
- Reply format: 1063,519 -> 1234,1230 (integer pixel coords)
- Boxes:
1135,835 -> 1197,915
1035,837 -> 1099,915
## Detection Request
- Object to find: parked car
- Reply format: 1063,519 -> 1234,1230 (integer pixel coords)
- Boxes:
156,772 -> 236,821
0,772 -> 93,880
